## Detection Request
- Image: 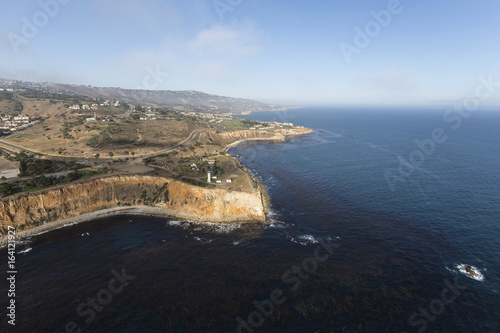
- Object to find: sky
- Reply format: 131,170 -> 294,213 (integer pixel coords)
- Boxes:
1,0 -> 499,106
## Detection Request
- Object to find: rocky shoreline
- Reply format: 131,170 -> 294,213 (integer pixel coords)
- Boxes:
0,205 -> 262,246
224,128 -> 314,151
0,175 -> 266,245
0,128 -> 313,245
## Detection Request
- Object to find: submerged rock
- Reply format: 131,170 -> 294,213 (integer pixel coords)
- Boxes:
457,264 -> 484,281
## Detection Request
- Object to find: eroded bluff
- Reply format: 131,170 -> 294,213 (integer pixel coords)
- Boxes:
0,175 -> 265,235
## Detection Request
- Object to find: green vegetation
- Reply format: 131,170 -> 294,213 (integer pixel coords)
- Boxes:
0,91 -> 24,115
0,151 -> 87,177
137,182 -> 170,205
177,157 -> 224,179
0,90 -> 14,101
17,156 -> 86,177
178,176 -> 215,188
219,118 -> 262,130
85,121 -> 167,150
143,157 -> 156,165
0,129 -> 11,136
63,169 -> 97,182
61,118 -> 85,139
0,170 -> 98,199
19,88 -> 89,103
86,125 -> 116,148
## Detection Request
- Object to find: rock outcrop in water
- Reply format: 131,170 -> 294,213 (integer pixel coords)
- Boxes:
0,175 -> 266,235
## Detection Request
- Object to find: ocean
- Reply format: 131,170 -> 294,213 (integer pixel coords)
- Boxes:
1,107 -> 499,332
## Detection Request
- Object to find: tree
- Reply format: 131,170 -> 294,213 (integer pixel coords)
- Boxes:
108,152 -> 114,157
65,171 -> 82,183
94,153 -> 100,158
0,183 -> 13,197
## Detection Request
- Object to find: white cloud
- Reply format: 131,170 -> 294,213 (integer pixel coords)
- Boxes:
187,20 -> 261,59
112,20 -> 264,87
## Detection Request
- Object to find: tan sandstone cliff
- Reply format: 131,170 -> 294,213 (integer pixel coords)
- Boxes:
0,175 -> 266,236
207,127 -> 314,146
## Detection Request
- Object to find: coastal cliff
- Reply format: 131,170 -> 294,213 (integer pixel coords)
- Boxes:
0,175 -> 266,236
206,127 -> 313,146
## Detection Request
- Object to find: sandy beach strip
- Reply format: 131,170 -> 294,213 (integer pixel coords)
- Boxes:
0,205 -> 260,245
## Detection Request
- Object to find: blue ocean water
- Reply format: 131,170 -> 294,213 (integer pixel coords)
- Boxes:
1,106 -> 499,332
234,106 -> 500,330
239,107 -> 500,255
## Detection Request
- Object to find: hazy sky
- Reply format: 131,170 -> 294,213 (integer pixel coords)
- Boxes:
1,0 -> 499,105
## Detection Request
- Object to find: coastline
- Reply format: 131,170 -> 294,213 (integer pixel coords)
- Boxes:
1,128 -> 313,246
0,205 -> 262,246
224,129 -> 314,152
225,137 -> 283,152
223,129 -> 314,220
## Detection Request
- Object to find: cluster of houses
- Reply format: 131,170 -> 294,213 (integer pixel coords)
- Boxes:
69,104 -> 99,110
215,178 -> 232,184
100,100 -> 121,107
69,100 -> 123,111
179,111 -> 232,123
0,115 -> 41,132
85,112 -> 111,123
176,112 -> 299,129
139,113 -> 157,120
0,79 -> 34,90
248,121 -> 295,130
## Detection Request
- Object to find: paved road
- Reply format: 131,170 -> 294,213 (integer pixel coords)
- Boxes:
0,129 -> 205,162
0,144 -> 18,156
2,170 -> 75,184
0,139 -> 70,159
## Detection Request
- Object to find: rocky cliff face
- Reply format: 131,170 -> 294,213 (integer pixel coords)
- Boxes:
0,175 -> 265,235
209,127 -> 313,146
219,130 -> 284,141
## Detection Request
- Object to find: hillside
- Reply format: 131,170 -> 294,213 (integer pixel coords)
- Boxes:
0,78 -> 288,114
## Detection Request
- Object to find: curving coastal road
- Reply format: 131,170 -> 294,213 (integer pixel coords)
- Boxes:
0,130 -> 205,162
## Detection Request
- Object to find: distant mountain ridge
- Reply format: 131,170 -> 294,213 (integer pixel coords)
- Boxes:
0,78 -> 288,114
